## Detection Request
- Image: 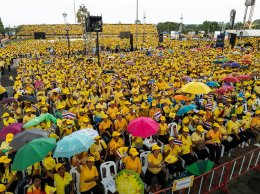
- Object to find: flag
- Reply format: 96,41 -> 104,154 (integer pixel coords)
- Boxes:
205,103 -> 213,110
223,95 -> 228,100
238,127 -> 244,133
4,103 -> 10,108
154,111 -> 162,121
173,139 -> 182,145
204,121 -> 212,129
62,111 -> 76,120
32,104 -> 38,110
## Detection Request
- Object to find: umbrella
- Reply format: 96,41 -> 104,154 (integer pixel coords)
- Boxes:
116,169 -> 144,194
215,88 -> 227,94
173,95 -> 190,101
43,60 -> 52,64
127,117 -> 159,138
12,138 -> 56,170
18,95 -> 38,103
0,97 -> 17,104
181,82 -> 212,95
232,51 -> 242,55
236,75 -> 252,81
53,132 -> 94,158
230,62 -> 240,68
23,113 -> 57,128
206,81 -> 220,87
72,128 -> 99,139
186,160 -> 214,176
223,76 -> 239,83
176,104 -> 197,116
241,59 -> 252,65
9,129 -> 50,150
0,123 -> 23,140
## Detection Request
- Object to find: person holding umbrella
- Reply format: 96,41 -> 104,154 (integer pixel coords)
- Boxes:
1,113 -> 16,127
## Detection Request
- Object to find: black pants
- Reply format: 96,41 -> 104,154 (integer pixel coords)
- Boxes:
230,134 -> 241,148
238,131 -> 253,143
144,169 -> 165,187
81,184 -> 103,194
206,144 -> 221,162
194,148 -> 209,160
158,135 -> 168,145
221,140 -> 232,152
180,153 -> 196,166
167,160 -> 184,174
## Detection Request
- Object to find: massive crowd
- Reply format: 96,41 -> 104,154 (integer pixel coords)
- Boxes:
0,34 -> 259,194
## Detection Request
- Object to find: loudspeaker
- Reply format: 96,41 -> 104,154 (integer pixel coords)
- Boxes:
119,31 -> 131,39
130,34 -> 134,51
159,34 -> 163,43
86,16 -> 103,32
229,33 -> 237,49
34,32 -> 46,39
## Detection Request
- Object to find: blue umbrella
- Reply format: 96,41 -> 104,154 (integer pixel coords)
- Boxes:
177,104 -> 197,116
231,62 -> 240,68
53,132 -> 94,158
206,81 -> 220,87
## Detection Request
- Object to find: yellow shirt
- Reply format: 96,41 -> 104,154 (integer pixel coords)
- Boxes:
123,156 -> 142,175
99,120 -> 113,134
54,172 -> 72,194
206,130 -> 222,144
43,156 -> 56,171
147,153 -> 163,174
3,117 -> 17,127
251,117 -> 260,128
191,132 -> 204,142
89,140 -> 107,161
158,123 -> 168,135
107,106 -> 119,120
1,168 -> 16,184
108,138 -> 125,155
114,118 -> 128,133
235,104 -> 244,115
226,120 -> 240,134
23,114 -> 36,124
164,144 -> 181,156
79,165 -> 98,192
178,135 -> 192,154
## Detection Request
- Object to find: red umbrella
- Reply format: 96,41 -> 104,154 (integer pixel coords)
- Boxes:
236,75 -> 252,81
127,117 -> 159,138
0,123 -> 23,140
241,59 -> 252,65
221,85 -> 234,91
223,76 -> 240,83
215,88 -> 228,94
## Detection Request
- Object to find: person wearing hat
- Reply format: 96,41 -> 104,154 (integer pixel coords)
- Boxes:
1,113 -> 17,127
54,104 -> 65,119
26,174 -> 57,194
144,144 -> 165,191
11,103 -> 23,123
164,137 -> 184,176
46,162 -> 74,194
250,110 -> 260,147
93,105 -> 105,123
223,99 -> 233,119
90,136 -> 108,168
80,117 -> 93,129
106,101 -> 119,121
139,103 -> 149,117
0,156 -> 17,193
205,123 -> 222,164
61,119 -> 75,137
178,127 -> 196,166
191,125 -> 209,160
213,103 -> 225,118
98,114 -> 113,143
235,97 -> 245,119
226,114 -> 242,148
76,156 -> 103,194
0,133 -> 14,155
120,101 -> 131,117
114,112 -> 127,134
125,107 -> 138,123
0,183 -> 12,194
157,116 -> 169,144
22,108 -> 36,125
108,131 -> 125,161
217,118 -> 233,153
122,148 -> 142,175
96,98 -> 107,110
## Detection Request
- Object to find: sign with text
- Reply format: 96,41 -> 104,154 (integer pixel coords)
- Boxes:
172,175 -> 195,191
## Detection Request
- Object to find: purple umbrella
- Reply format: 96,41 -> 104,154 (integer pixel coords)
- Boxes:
0,123 -> 23,140
0,97 -> 18,104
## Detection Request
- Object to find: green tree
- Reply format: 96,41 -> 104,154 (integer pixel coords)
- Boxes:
76,6 -> 89,24
234,22 -> 244,30
0,18 -> 5,36
157,22 -> 179,33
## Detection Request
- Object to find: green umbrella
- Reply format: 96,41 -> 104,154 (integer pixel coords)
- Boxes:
23,113 -> 57,128
185,160 -> 214,176
12,138 -> 56,171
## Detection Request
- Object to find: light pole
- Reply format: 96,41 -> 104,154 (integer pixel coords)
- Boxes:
136,0 -> 139,42
79,4 -> 89,55
62,12 -> 71,57
143,12 -> 146,44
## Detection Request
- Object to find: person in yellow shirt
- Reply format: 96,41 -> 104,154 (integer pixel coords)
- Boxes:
235,97 -> 244,119
125,107 -> 138,122
226,114 -> 242,148
217,118 -> 232,153
108,131 -> 125,161
213,103 -> 225,118
106,101 -> 118,121
1,113 -> 17,127
11,103 -> 23,123
191,125 -> 208,160
144,144 -> 165,190
114,112 -> 127,133
89,136 -> 108,168
122,148 -> 142,175
157,116 -> 169,144
178,127 -> 196,166
164,137 -> 184,175
206,123 -> 222,164
95,98 -> 107,110
76,156 -> 103,194
250,110 -> 260,147
98,115 -> 113,143
0,183 -> 13,194
22,108 -> 36,125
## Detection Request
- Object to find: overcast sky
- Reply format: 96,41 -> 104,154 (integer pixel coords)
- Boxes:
1,0 -> 260,26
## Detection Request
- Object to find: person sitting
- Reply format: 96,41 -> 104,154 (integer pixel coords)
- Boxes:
1,113 -> 17,127
157,116 -> 169,144
122,148 -> 142,176
108,131 -> 125,161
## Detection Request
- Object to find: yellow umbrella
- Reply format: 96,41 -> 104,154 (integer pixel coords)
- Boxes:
181,82 -> 212,94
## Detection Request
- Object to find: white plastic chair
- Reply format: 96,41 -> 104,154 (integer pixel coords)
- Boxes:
242,103 -> 248,113
70,167 -> 80,194
100,161 -> 117,194
140,151 -> 151,174
168,122 -> 178,137
143,136 -> 156,150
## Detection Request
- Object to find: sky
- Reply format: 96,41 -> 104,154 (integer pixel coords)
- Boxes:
1,0 -> 260,26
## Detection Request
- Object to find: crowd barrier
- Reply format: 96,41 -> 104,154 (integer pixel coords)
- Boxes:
153,148 -> 260,194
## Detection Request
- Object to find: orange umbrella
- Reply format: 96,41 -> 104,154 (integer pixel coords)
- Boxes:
173,95 -> 190,101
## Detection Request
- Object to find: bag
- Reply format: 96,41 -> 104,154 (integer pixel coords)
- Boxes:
227,136 -> 233,142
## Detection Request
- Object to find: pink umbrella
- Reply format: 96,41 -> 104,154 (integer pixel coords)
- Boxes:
215,88 -> 228,94
236,75 -> 252,81
0,123 -> 23,140
223,76 -> 240,83
127,117 -> 159,138
221,85 -> 234,91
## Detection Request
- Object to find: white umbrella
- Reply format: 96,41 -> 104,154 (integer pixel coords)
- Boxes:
74,128 -> 99,139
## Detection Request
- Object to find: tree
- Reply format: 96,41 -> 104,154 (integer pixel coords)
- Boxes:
157,22 -> 179,33
0,18 -> 5,36
76,6 -> 89,24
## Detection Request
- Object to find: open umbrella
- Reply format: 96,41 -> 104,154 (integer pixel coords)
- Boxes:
0,123 -> 23,140
186,160 -> 214,176
9,129 -> 50,150
12,138 -> 56,171
127,117 -> 159,138
18,95 -> 38,103
236,75 -> 252,81
116,169 -> 144,194
23,113 -> 57,129
181,82 -> 212,95
53,132 -> 94,158
223,76 -> 239,83
206,81 -> 220,87
176,104 -> 197,116
173,95 -> 190,101
72,128 -> 99,139
0,97 -> 18,104
230,62 -> 240,68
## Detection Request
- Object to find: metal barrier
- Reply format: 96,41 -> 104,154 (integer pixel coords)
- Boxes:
153,148 -> 260,194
